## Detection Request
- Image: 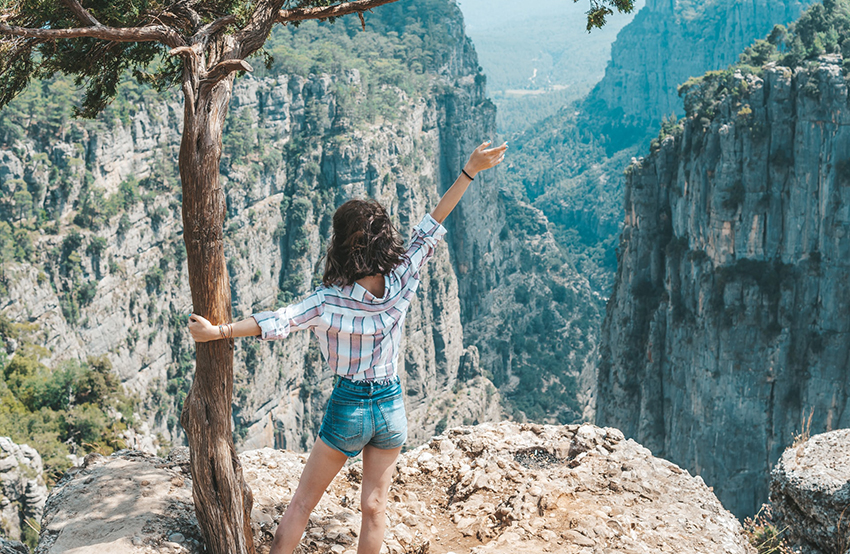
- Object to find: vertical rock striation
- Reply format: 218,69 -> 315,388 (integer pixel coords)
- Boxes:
598,58 -> 850,517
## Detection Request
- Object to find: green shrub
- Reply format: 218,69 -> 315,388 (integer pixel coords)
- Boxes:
145,267 -> 164,294
0,347 -> 134,483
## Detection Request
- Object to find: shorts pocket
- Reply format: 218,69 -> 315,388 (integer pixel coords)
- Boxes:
376,394 -> 407,439
327,399 -> 364,443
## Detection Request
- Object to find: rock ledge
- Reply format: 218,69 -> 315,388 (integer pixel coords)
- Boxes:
35,422 -> 755,554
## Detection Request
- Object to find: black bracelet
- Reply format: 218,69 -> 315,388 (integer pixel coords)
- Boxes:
461,168 -> 474,181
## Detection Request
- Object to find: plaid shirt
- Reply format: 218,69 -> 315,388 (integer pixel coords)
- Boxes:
252,213 -> 447,382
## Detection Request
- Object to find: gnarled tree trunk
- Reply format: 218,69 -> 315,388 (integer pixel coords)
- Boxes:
178,37 -> 255,554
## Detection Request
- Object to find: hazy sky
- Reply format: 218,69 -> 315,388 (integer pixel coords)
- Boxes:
455,0 -> 645,132
459,0 -> 643,35
457,0 -> 645,91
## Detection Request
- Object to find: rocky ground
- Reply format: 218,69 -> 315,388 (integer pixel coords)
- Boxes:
31,422 -> 754,554
770,429 -> 850,554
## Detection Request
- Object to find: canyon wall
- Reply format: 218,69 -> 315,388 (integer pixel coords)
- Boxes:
598,56 -> 850,516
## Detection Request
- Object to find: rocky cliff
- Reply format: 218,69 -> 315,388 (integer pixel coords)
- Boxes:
597,9 -> 850,517
508,0 -> 816,274
770,429 -> 850,554
503,0 -> 816,427
503,0 -> 815,343
32,422 -> 756,554
0,1 -> 505,452
587,0 -> 814,147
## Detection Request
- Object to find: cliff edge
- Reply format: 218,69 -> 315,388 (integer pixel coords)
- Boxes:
32,422 -> 753,554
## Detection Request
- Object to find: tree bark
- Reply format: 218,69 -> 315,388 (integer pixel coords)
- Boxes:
178,41 -> 255,554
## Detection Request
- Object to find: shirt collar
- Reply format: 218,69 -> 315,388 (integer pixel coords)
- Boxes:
351,274 -> 389,303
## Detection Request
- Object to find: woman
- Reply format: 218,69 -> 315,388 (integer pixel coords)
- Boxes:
188,139 -> 507,554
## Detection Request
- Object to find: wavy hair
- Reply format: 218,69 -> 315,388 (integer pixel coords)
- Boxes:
322,199 -> 406,287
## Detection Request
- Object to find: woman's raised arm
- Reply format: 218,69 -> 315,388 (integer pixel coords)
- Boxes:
430,140 -> 508,224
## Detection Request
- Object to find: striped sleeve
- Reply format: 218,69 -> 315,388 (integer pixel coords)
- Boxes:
402,212 -> 447,273
251,289 -> 325,341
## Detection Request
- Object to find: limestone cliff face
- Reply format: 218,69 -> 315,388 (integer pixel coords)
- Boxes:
505,0 -> 815,314
598,58 -> 850,517
587,0 -> 813,143
0,3 -> 507,451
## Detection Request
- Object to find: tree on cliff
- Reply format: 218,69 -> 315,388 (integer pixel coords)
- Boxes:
0,0 -> 633,552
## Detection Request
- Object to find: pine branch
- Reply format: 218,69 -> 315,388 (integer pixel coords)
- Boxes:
276,0 -> 400,24
0,22 -> 186,48
203,58 -> 253,83
59,0 -> 101,27
236,0 -> 400,58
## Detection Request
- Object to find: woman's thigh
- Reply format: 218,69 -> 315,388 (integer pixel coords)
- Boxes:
360,444 -> 402,513
288,437 -> 348,512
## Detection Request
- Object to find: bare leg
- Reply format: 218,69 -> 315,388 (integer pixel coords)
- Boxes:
269,438 -> 348,554
357,445 -> 402,554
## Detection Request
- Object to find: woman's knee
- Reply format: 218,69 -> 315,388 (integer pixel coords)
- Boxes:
360,494 -> 387,521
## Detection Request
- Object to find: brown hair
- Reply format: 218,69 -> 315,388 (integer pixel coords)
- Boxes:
322,199 -> 406,287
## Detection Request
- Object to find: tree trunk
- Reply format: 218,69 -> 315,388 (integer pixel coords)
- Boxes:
178,59 -> 256,554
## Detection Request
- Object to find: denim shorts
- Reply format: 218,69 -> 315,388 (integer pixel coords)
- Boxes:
318,376 -> 407,457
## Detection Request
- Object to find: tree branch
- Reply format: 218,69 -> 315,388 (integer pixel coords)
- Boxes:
275,0 -> 400,24
0,23 -> 186,48
202,59 -> 253,84
59,0 -> 101,27
192,15 -> 238,45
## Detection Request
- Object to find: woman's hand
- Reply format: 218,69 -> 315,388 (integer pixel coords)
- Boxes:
463,140 -> 508,178
188,313 -> 218,343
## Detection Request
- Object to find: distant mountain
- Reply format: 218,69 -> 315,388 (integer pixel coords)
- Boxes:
458,0 -> 640,134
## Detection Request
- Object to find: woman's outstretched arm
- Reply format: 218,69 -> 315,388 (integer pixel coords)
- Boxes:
188,314 -> 260,342
430,140 -> 508,224
188,288 -> 325,342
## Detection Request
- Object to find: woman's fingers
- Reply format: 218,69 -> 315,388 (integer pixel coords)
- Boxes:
482,141 -> 508,155
466,140 -> 506,174
188,313 -> 210,342
189,313 -> 208,324
481,142 -> 507,169
473,140 -> 491,156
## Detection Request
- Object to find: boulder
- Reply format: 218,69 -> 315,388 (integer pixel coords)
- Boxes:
0,437 -> 48,543
770,429 -> 850,554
